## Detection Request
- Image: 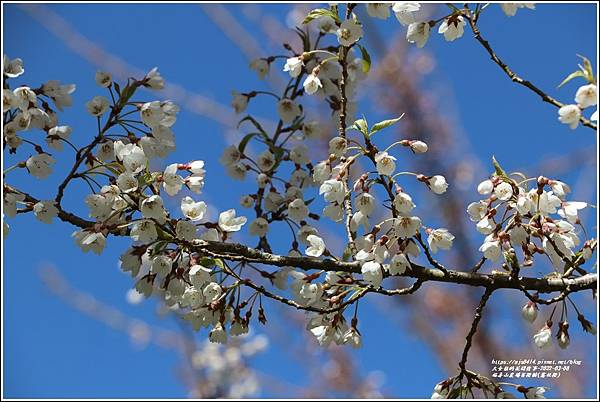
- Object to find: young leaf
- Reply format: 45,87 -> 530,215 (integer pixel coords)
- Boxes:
351,118 -> 369,136
357,44 -> 371,74
237,132 -> 258,154
492,155 -> 508,177
302,8 -> 340,25
370,114 -> 405,135
558,70 -> 586,88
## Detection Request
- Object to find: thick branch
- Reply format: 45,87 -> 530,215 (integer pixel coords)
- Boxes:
7,185 -> 596,294
192,240 -> 597,293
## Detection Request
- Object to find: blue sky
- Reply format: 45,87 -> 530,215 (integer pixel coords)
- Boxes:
3,3 -> 597,399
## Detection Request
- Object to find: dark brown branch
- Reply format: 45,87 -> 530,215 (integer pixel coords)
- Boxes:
459,287 -> 494,373
6,185 -> 596,295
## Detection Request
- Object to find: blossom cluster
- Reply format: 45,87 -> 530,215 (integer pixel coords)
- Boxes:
469,159 -> 596,350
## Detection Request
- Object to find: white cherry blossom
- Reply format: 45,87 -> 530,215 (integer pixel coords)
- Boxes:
218,209 -> 247,232
33,201 -> 58,224
393,2 -> 420,25
180,196 -> 207,221
558,104 -> 581,129
305,234 -> 326,257
85,95 -> 110,116
336,19 -> 363,47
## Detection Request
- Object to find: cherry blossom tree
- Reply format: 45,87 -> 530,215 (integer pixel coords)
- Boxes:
3,2 -> 597,399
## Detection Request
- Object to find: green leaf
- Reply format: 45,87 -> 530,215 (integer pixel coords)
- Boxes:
492,155 -> 508,177
577,54 -> 595,82
237,132 -> 257,154
558,70 -> 586,88
357,44 -> 371,74
302,8 -> 340,25
237,115 -> 268,138
370,114 -> 405,135
351,118 -> 369,136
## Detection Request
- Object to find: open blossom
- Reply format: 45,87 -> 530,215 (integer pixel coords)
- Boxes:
395,216 -> 422,238
218,209 -> 247,232
114,141 -> 147,174
289,144 -> 310,165
558,201 -> 587,224
525,387 -> 547,399
366,3 -> 391,19
375,151 -> 396,176
140,101 -> 165,128
305,234 -> 325,257
388,253 -> 410,275
427,175 -> 448,194
13,87 -> 36,112
283,56 -> 303,77
356,192 -> 375,216
249,217 -> 269,237
85,194 -> 113,221
533,325 -> 552,348
320,179 -> 345,204
303,73 -> 322,95
250,58 -> 269,79
393,2 -> 420,25
33,201 -> 58,224
336,19 -> 363,47
532,190 -> 562,216
467,201 -> 487,222
175,220 -> 197,241
508,224 -> 529,245
46,125 -> 72,151
140,194 -> 167,223
85,95 -> 110,116
438,15 -> 465,41
143,67 -> 164,90
203,282 -> 223,303
393,191 -> 415,215
3,89 -> 17,112
4,193 -> 25,218
209,323 -> 227,344
219,145 -> 241,167
494,182 -> 513,201
500,3 -> 535,17
162,163 -> 184,196
550,180 -> 570,199
479,237 -> 501,261
42,80 -> 76,111
73,231 -> 106,255
277,98 -> 301,123
575,83 -> 597,108
361,261 -> 383,288
26,154 -> 55,179
4,55 -> 24,78
231,91 -> 248,113
287,198 -> 309,221
328,136 -> 347,157
427,228 -> 454,253
316,15 -> 336,33
558,104 -> 581,129
257,150 -> 275,171
95,71 -> 112,87
180,196 -> 206,221
130,221 -> 157,244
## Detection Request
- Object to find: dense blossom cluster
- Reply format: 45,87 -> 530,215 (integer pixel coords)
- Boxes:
3,3 -> 597,399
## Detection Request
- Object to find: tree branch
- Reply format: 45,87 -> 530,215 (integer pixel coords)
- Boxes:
464,9 -> 597,131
